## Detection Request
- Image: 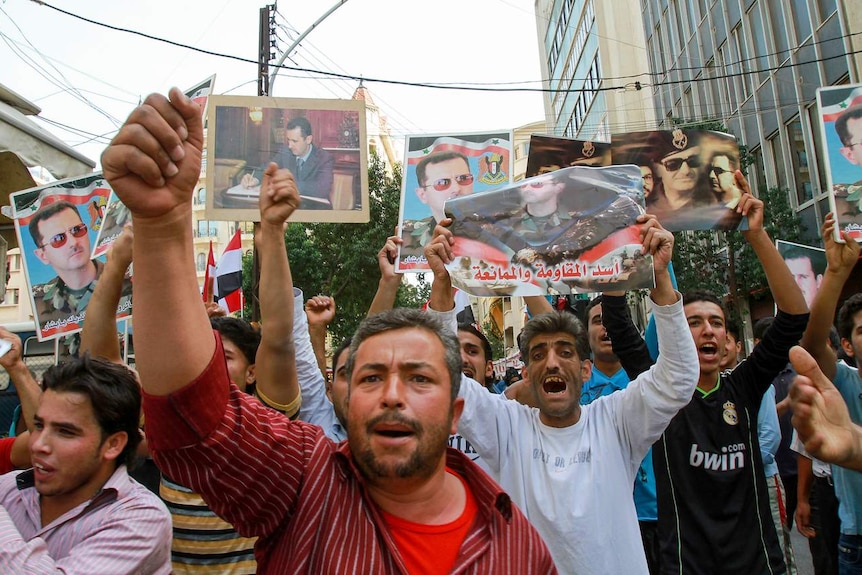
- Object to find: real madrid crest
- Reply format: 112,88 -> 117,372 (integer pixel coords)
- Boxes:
722,401 -> 738,425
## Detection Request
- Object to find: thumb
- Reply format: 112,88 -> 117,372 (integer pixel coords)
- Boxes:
789,346 -> 835,393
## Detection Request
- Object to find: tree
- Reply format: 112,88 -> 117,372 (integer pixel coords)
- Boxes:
482,318 -> 506,360
243,152 -> 428,343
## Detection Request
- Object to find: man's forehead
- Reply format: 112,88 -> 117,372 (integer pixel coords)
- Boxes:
529,332 -> 576,349
426,158 -> 468,174
39,207 -> 81,227
587,304 -> 603,322
785,257 -> 814,273
684,301 -> 725,320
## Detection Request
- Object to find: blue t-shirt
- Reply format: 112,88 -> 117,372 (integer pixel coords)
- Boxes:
831,362 -> 862,534
581,366 -> 658,521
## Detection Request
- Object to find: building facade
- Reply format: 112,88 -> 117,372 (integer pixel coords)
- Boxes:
642,0 -> 860,245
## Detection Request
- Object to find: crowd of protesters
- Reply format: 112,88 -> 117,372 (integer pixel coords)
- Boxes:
1,88 -> 861,575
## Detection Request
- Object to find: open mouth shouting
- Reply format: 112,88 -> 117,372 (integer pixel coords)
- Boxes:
542,375 -> 568,394
698,342 -> 719,363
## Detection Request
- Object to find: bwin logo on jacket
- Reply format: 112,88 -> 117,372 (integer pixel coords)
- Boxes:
689,443 -> 745,471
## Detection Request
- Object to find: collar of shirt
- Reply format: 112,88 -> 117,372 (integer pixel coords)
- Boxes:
298,146 -> 313,163
15,464 -> 128,533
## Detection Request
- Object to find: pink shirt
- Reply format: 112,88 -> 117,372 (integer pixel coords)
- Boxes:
0,464 -> 171,574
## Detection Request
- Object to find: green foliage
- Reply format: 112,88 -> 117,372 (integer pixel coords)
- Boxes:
482,318 -> 506,360
243,152 -> 417,343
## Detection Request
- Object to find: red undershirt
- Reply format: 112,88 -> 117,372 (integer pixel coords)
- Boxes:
380,468 -> 478,575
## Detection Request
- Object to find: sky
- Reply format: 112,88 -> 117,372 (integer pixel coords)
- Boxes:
1,0 -> 549,172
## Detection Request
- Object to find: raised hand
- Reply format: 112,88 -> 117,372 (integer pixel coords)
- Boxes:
305,295 -> 335,328
637,214 -> 674,273
822,212 -> 861,275
378,230 -> 404,283
101,88 -> 202,220
106,223 -> 134,271
259,163 -> 300,226
733,172 -> 763,232
789,345 -> 862,470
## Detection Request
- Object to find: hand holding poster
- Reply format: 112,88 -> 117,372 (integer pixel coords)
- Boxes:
441,165 -> 655,296
10,173 -> 133,341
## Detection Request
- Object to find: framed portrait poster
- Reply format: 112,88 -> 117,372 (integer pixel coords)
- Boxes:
205,95 -> 368,223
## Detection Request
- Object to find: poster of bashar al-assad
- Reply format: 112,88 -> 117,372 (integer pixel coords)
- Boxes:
525,135 -> 611,178
816,84 -> 862,242
776,239 -> 826,310
441,165 -> 654,297
396,131 -> 513,272
10,173 -> 133,341
205,94 -> 368,223
611,129 -> 744,232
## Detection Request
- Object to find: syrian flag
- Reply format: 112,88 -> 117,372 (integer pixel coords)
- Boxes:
215,230 -> 243,313
202,241 -> 216,302
819,86 -> 862,123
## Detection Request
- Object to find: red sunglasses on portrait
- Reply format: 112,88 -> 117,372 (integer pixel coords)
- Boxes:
39,223 -> 88,249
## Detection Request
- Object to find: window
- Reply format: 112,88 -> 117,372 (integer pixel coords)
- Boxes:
2,288 -> 18,305
767,1 -> 790,63
237,221 -> 256,235
194,187 -> 206,205
730,26 -> 750,99
747,4 -> 769,84
768,131 -> 788,193
196,253 -> 206,272
807,104 -> 828,196
788,0 -> 812,44
7,253 -> 20,271
197,220 -> 217,237
787,118 -> 813,205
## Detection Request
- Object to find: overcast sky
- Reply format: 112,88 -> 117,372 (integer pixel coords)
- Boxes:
2,0 -> 549,169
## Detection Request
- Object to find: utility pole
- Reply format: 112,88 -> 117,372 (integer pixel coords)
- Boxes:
251,3 -> 276,323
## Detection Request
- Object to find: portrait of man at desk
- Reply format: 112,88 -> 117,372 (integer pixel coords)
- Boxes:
240,117 -> 334,210
206,95 -> 368,223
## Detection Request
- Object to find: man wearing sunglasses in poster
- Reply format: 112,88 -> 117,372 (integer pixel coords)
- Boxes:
401,150 -> 476,258
29,200 -> 132,336
646,129 -> 743,231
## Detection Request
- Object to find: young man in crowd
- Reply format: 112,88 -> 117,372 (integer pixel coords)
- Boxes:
604,175 -> 808,574
101,87 -> 556,574
0,355 -> 172,572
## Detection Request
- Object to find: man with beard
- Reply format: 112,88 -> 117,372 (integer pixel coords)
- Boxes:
101,88 -> 556,574
424,212 -> 699,573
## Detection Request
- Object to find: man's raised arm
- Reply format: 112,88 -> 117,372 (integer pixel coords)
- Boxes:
736,173 -> 807,317
79,224 -> 133,364
799,213 -> 861,380
254,163 -> 301,408
101,88 -> 211,395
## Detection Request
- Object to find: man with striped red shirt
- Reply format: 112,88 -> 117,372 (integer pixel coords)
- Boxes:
102,88 -> 557,574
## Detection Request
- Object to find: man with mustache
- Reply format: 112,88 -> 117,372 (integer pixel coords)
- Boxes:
100,88 -> 556,574
28,200 -> 131,332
